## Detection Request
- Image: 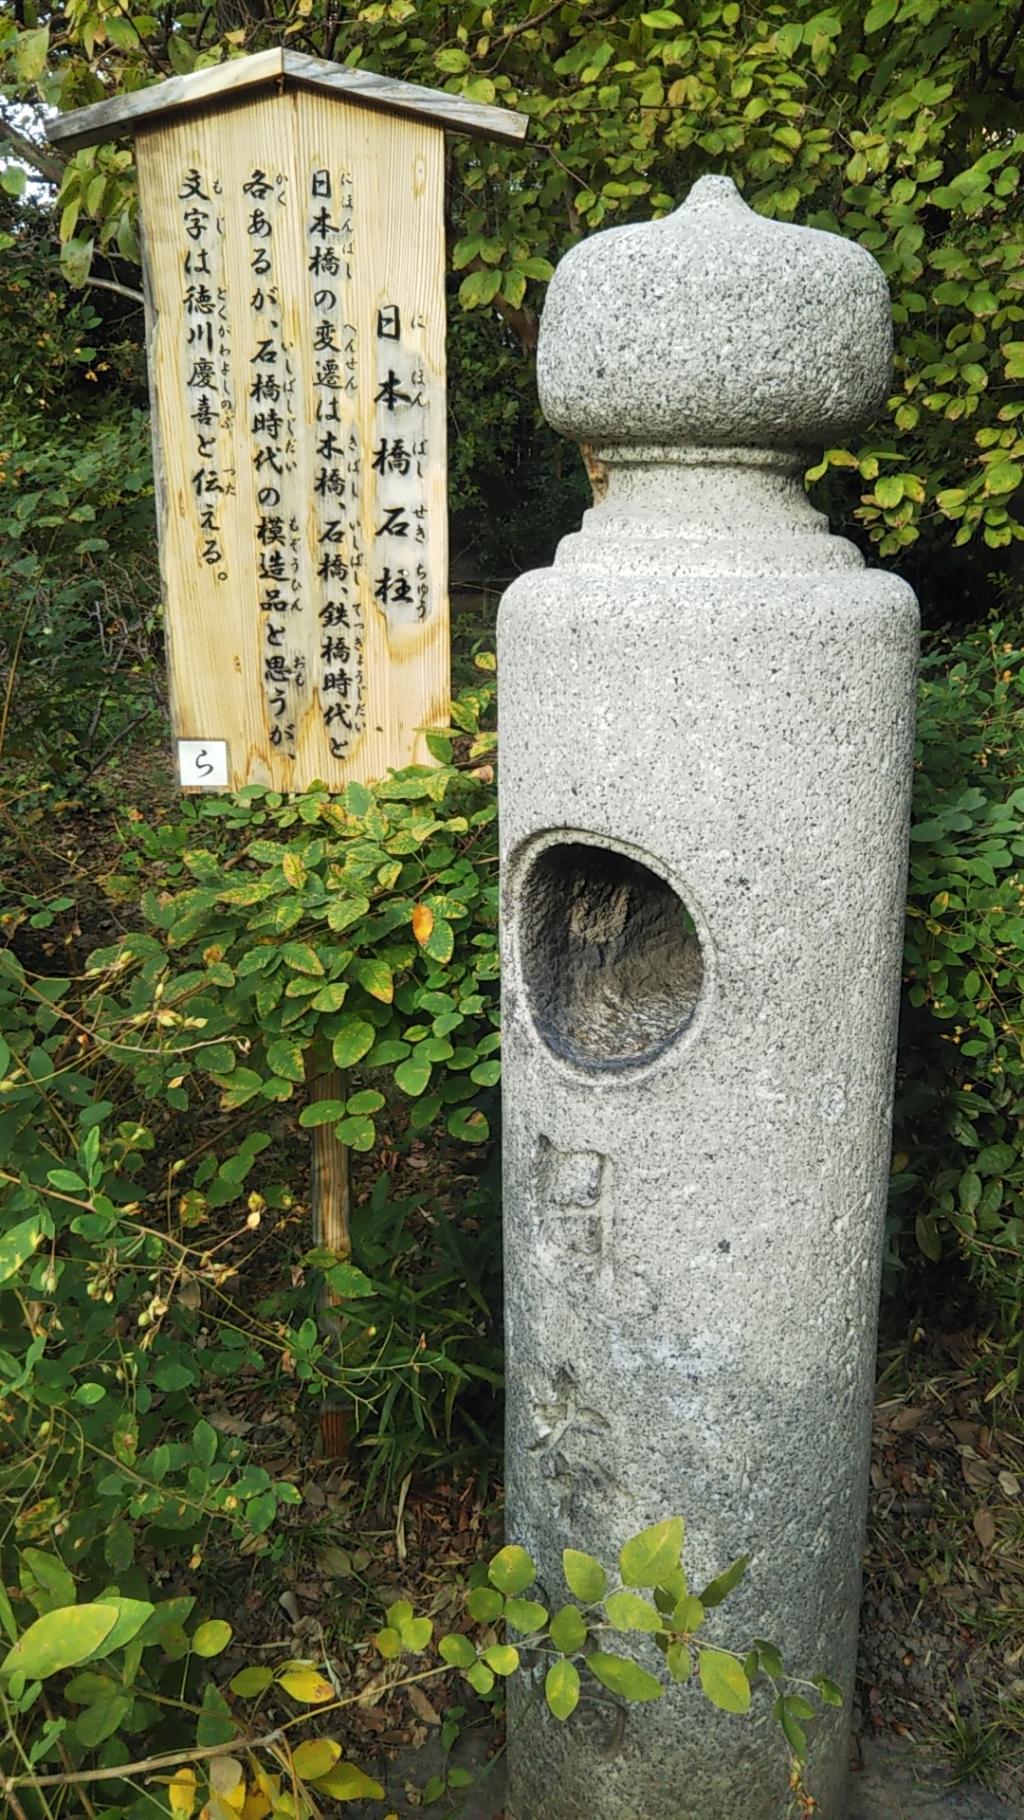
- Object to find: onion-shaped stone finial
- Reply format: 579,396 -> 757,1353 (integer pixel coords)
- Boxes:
537,174 -> 892,450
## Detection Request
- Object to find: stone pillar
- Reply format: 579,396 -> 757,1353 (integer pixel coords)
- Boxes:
498,176 -> 918,1819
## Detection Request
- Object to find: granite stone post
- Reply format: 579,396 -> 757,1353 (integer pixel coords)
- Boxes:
498,175 -> 919,1819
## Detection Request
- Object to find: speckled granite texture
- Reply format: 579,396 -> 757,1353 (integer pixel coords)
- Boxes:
497,176 -> 920,1819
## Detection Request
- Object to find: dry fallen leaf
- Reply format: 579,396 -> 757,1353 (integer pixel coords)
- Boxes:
891,1406 -> 928,1433
973,1507 -> 997,1549
407,1683 -> 442,1726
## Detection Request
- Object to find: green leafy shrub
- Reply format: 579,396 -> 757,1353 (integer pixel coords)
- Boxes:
0,1519 -> 833,1817
894,608 -> 1024,1366
0,197 -> 159,778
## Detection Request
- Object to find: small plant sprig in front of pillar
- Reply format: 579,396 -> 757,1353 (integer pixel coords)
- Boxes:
375,1517 -> 842,1814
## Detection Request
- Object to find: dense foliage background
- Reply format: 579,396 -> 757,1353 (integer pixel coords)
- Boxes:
1,0 -> 1023,1812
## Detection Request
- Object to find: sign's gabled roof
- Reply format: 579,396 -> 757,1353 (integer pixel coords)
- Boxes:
47,47 -> 528,153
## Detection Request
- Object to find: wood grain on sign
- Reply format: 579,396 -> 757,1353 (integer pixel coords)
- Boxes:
137,90 -> 448,791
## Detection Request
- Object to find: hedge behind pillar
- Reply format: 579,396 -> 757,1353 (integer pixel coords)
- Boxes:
498,176 -> 918,1819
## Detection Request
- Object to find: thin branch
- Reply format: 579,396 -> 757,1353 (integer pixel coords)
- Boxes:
0,118 -> 64,185
84,275 -> 146,306
8,1730 -> 286,1790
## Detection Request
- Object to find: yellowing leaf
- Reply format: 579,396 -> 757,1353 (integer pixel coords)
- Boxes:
193,1619 -> 232,1658
0,1216 -> 47,1287
619,1517 -> 684,1587
545,1657 -> 580,1721
1,1603 -> 117,1680
698,1647 -> 751,1714
292,1737 -> 341,1780
354,957 -> 391,1002
314,1762 -> 386,1800
277,1668 -> 334,1703
168,1768 -> 198,1818
411,903 -> 434,945
563,1549 -> 607,1604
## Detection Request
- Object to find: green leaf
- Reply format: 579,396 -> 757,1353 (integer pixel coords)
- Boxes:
563,1549 -> 607,1603
698,1648 -> 751,1714
976,1142 -> 1014,1175
503,1598 -> 548,1634
698,1554 -> 749,1609
447,1106 -> 490,1144
344,780 -> 372,815
774,1693 -> 808,1761
465,1659 -> 495,1695
394,1053 -> 432,1097
604,1591 -> 662,1632
482,1644 -> 519,1675
229,1666 -> 274,1697
815,1676 -> 843,1707
587,1652 -> 664,1702
439,1632 -> 476,1667
400,1617 -> 433,1653
671,1595 -> 705,1632
192,1619 -> 232,1658
299,1099 -> 348,1127
545,1657 -> 581,1720
1,1605 -> 118,1680
466,1587 -> 505,1622
863,0 -> 897,28
336,1113 -> 376,1150
548,1604 -> 587,1655
197,1680 -> 237,1747
75,1691 -> 131,1747
347,1089 -> 384,1115
332,1018 -> 376,1067
15,24 -> 49,80
324,1262 -> 375,1298
91,1598 -> 154,1656
19,1550 -> 75,1613
0,1216 -> 49,1288
487,1545 -> 536,1595
375,1626 -> 402,1659
620,1518 -> 684,1587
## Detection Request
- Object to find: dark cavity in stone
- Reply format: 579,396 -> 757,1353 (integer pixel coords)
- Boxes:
519,840 -> 703,1070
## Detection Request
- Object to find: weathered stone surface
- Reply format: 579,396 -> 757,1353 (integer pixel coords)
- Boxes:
538,175 -> 892,450
498,175 -> 919,1819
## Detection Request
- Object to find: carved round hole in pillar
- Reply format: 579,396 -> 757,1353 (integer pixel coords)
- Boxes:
518,839 -> 704,1070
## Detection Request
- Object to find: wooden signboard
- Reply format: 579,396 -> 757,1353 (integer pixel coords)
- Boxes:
50,51 -> 526,792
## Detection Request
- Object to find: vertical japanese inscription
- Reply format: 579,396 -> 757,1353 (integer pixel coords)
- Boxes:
178,165 -> 233,581
307,163 -> 366,760
242,165 -> 306,762
370,300 -> 432,631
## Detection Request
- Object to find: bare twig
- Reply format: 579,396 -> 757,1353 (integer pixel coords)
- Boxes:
84,276 -> 146,307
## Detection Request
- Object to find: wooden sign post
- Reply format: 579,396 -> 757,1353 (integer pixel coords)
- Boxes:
50,53 -> 525,1456
50,50 -> 525,793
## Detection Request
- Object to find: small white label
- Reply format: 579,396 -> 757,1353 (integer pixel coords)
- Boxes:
177,739 -> 229,788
